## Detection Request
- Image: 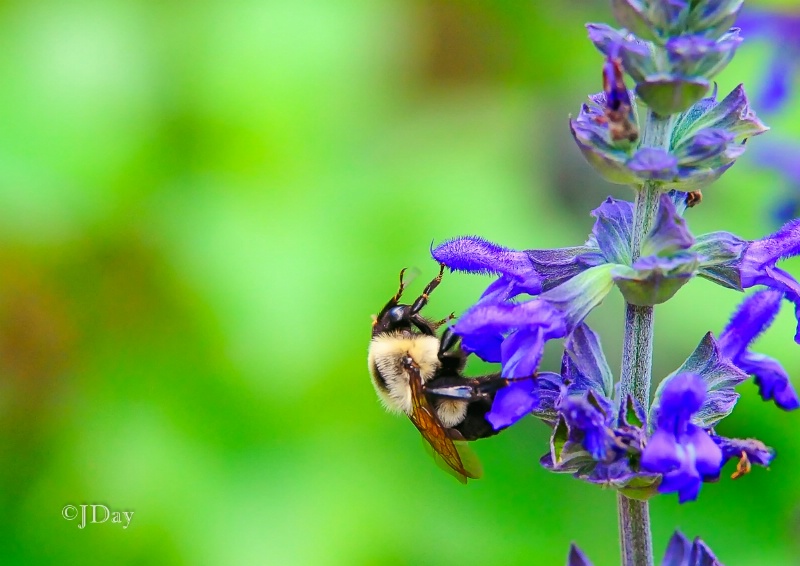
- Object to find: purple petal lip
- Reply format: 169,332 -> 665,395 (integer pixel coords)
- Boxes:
718,289 -> 783,358
432,236 -> 536,280
642,374 -> 723,503
486,377 -> 539,429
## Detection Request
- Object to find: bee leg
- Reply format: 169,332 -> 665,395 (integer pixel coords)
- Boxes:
409,263 -> 445,317
438,326 -> 460,357
375,268 -> 410,322
393,267 -> 408,302
425,377 -> 504,402
432,312 -> 455,327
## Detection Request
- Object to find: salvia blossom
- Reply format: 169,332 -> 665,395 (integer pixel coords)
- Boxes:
569,531 -> 723,565
418,0 -> 798,563
735,8 -> 800,225
748,140 -> 800,225
737,8 -> 800,114
641,373 -> 722,503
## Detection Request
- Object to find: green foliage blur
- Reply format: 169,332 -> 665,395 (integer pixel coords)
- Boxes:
0,1 -> 798,564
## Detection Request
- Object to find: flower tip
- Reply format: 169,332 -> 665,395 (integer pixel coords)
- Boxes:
776,391 -> 800,412
432,236 -> 531,278
567,544 -> 593,566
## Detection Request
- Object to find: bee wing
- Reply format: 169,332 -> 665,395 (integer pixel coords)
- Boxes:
407,363 -> 481,483
422,438 -> 483,484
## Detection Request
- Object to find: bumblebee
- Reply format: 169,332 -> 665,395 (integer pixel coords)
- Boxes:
368,265 -> 511,483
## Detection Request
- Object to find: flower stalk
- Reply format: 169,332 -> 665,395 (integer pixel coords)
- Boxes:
615,112 -> 673,566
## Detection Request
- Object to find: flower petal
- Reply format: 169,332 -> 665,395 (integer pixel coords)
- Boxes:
641,193 -> 695,256
655,373 -> 706,431
738,351 -> 800,410
564,323 -> 614,399
567,544 -> 594,566
641,429 -> 681,472
686,424 -> 723,478
486,377 -> 539,429
718,289 -> 783,359
589,197 -> 634,265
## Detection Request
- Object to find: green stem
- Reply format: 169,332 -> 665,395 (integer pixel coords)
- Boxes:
616,109 -> 674,566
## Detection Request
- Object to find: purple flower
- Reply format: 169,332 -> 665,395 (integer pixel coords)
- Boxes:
739,221 -> 800,297
737,8 -> 800,113
586,23 -> 653,84
567,544 -> 593,566
695,219 -> 800,342
641,373 -> 723,503
572,81 -> 765,190
453,298 -> 567,371
661,531 -> 723,566
569,531 -> 724,566
485,377 -> 540,430
658,331 -> 747,428
486,323 -> 613,430
748,140 -> 800,225
718,290 -> 799,410
432,230 -> 617,382
557,392 -> 616,461
431,236 -> 542,303
665,30 -> 741,78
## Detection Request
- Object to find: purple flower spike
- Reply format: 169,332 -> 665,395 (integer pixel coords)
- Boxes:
641,373 -> 723,503
737,8 -> 800,113
749,140 -> 800,225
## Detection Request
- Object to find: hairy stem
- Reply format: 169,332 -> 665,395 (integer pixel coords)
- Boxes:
617,109 -> 673,566
618,495 -> 653,566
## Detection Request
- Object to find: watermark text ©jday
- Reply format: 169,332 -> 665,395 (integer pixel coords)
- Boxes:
62,504 -> 134,530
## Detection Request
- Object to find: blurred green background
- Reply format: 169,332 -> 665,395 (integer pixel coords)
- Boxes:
0,0 -> 798,564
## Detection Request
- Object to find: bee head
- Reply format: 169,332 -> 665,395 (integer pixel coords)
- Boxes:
372,304 -> 413,336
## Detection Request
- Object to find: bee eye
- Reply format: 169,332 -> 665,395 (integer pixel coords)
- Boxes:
388,306 -> 406,323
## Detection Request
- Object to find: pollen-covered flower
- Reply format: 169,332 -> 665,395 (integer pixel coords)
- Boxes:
641,373 -> 723,503
712,435 -> 775,474
737,7 -> 800,113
